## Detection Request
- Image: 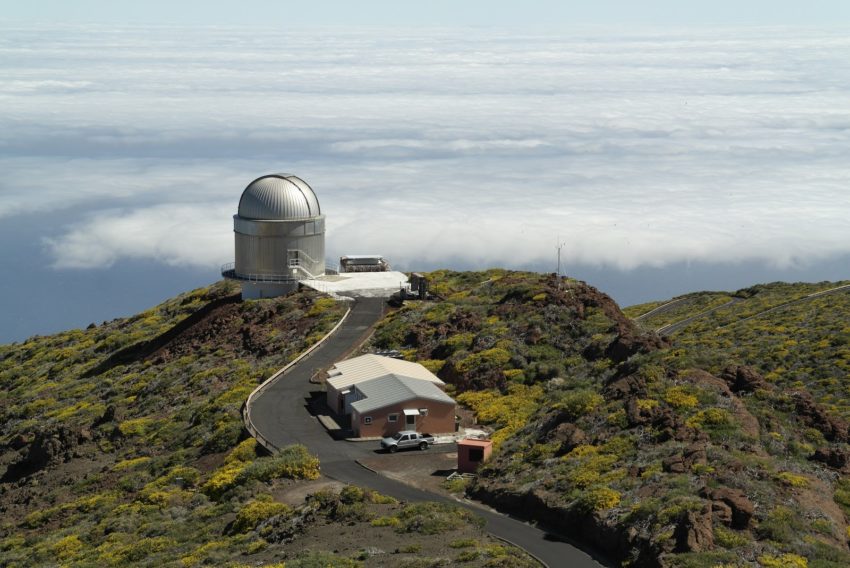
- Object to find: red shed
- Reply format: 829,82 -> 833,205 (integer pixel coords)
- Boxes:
457,438 -> 493,474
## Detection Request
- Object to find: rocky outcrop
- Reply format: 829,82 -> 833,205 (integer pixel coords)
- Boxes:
604,373 -> 648,400
792,390 -> 849,442
1,426 -> 93,483
682,370 -> 761,439
604,324 -> 670,364
700,487 -> 753,530
662,443 -> 707,474
548,423 -> 588,455
810,446 -> 850,472
720,365 -> 771,393
674,504 -> 714,552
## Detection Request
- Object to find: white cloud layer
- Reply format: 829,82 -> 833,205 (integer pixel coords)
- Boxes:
3,25 -> 850,273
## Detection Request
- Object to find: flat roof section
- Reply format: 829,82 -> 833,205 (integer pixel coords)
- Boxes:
301,271 -> 409,298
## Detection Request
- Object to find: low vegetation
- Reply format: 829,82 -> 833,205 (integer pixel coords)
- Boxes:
0,282 -> 348,565
370,271 -> 850,566
6,270 -> 850,566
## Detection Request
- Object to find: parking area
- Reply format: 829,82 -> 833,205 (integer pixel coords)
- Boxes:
358,449 -> 461,496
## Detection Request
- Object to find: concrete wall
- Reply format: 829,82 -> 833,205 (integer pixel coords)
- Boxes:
352,398 -> 455,438
240,281 -> 298,300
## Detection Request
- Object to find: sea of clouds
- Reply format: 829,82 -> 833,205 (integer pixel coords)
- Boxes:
2,24 -> 850,282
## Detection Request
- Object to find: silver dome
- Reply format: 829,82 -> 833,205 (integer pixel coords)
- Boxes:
237,174 -> 321,220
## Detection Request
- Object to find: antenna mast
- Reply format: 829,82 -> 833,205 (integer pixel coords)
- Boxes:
556,236 -> 566,276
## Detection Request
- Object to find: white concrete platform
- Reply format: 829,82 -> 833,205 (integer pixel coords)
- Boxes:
301,271 -> 409,298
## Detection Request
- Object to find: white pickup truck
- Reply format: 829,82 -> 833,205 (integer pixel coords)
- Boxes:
380,430 -> 435,453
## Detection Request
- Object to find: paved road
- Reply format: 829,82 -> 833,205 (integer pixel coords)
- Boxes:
632,297 -> 692,322
656,298 -> 741,336
249,296 -> 607,568
653,283 -> 850,336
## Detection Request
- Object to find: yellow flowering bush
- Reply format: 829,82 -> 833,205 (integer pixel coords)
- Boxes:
758,553 -> 808,568
52,535 -> 83,561
231,496 -> 291,533
776,471 -> 810,488
664,386 -> 698,409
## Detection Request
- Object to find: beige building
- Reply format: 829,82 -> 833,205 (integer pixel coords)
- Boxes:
325,354 -> 445,416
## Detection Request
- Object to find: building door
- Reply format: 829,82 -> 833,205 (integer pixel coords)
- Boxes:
406,414 -> 416,428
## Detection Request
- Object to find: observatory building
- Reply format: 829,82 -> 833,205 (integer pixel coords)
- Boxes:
222,174 -> 326,299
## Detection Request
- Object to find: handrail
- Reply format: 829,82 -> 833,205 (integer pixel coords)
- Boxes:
242,305 -> 353,455
286,248 -> 322,266
287,261 -> 322,280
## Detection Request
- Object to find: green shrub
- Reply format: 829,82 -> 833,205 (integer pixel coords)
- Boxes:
714,525 -> 747,548
395,502 -> 484,535
456,348 -> 512,373
239,445 -> 321,483
757,506 -> 803,543
556,389 -> 604,420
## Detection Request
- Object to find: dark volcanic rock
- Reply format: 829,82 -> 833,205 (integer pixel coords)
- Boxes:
662,443 -> 708,474
674,504 -> 714,552
548,423 -> 587,455
604,325 -> 670,364
810,447 -> 850,472
720,365 -> 771,393
1,426 -> 86,483
792,390 -> 849,442
93,404 -> 117,427
605,374 -> 648,400
700,487 -> 753,530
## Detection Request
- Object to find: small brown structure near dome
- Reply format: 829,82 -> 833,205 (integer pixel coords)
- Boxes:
457,438 -> 493,474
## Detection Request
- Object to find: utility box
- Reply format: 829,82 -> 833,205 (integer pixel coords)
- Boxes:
410,273 -> 429,299
457,438 -> 493,474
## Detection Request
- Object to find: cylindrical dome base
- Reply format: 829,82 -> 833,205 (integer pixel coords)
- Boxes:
239,280 -> 300,300
233,215 -> 325,280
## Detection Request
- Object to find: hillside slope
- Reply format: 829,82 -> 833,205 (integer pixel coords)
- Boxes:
370,271 -> 850,567
5,272 -> 850,567
0,282 -> 525,567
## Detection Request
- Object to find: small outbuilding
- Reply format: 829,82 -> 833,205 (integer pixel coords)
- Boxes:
457,438 -> 493,474
349,374 -> 456,438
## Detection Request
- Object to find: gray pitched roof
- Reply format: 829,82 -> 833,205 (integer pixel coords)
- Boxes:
350,374 -> 455,414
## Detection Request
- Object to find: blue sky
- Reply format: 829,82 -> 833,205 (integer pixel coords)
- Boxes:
2,11 -> 850,342
4,0 -> 850,26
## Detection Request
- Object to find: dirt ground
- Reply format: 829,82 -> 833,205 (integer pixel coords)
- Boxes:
358,450 -> 461,497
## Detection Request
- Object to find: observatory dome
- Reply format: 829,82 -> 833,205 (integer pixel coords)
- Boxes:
237,174 -> 321,220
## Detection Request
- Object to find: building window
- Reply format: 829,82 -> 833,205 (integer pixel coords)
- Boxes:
388,414 -> 398,423
363,416 -> 372,425
469,448 -> 484,462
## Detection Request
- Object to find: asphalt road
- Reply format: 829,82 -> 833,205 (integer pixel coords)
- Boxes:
249,296 -> 607,568
655,298 -> 741,336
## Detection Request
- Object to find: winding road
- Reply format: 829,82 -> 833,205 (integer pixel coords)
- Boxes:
248,296 -> 607,568
637,283 -> 850,337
